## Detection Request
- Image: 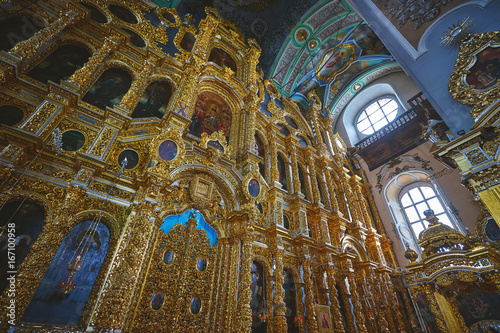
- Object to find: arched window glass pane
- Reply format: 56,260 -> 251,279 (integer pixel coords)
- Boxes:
401,185 -> 454,239
357,97 -> 398,134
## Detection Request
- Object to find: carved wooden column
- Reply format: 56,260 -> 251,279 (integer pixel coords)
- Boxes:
353,180 -> 374,229
322,162 -> 340,214
361,183 -> 385,232
9,9 -> 83,60
306,91 -> 324,148
366,271 -> 390,333
273,238 -> 287,333
235,233 -> 254,333
177,58 -> 203,118
267,124 -> 279,186
325,259 -> 345,332
307,152 -> 321,204
67,35 -> 122,89
348,177 -> 364,225
301,252 -> 318,332
422,285 -> 448,333
119,57 -> 157,110
286,136 -> 301,196
245,105 -> 258,151
88,201 -> 159,330
337,274 -> 356,333
243,39 -> 261,84
346,271 -> 368,333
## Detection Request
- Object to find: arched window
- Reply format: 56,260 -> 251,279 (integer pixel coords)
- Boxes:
383,170 -> 465,258
356,97 -> 398,135
400,183 -> 456,238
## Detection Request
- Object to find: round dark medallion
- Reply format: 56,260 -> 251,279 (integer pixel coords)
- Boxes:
0,105 -> 24,126
62,130 -> 85,152
118,149 -> 139,169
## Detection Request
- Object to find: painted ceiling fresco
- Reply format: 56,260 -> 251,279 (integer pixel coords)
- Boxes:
290,23 -> 394,111
175,0 -> 320,74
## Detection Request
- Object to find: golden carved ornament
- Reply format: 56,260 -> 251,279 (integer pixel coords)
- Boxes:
200,130 -> 231,159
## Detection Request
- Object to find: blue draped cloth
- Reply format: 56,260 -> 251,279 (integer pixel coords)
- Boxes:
160,209 -> 217,246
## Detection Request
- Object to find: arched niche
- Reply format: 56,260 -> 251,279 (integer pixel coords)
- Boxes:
189,91 -> 232,145
208,47 -> 237,73
250,260 -> 268,333
131,81 -> 172,119
283,268 -> 300,333
255,133 -> 266,180
27,44 -> 91,83
298,164 -> 308,200
22,219 -> 110,325
0,200 -> 45,293
0,16 -> 44,51
82,67 -> 132,109
277,154 -> 288,191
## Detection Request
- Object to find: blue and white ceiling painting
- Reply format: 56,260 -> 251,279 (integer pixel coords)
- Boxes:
288,23 -> 394,112
174,0 -> 320,75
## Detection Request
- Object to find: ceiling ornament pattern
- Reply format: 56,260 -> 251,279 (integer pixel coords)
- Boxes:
286,23 -> 394,113
175,0 -> 319,75
373,0 -> 453,29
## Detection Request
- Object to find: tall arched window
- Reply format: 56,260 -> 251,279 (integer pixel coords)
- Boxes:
383,170 -> 465,258
400,183 -> 456,238
356,97 -> 398,135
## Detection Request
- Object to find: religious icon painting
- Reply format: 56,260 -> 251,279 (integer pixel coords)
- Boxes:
109,5 -> 138,24
189,91 -> 232,144
158,139 -> 178,162
180,32 -> 196,52
248,179 -> 260,198
151,292 -> 164,310
465,46 -> 500,91
131,81 -> 172,119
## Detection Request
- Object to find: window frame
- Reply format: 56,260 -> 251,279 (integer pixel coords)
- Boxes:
355,95 -> 403,138
398,182 -> 459,241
